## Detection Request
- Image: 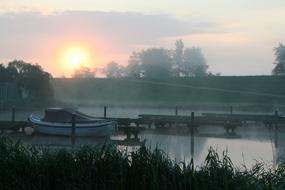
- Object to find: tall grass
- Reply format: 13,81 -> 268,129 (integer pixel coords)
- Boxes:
0,136 -> 284,190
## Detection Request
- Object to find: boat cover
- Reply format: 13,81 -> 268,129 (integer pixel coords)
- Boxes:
42,108 -> 95,122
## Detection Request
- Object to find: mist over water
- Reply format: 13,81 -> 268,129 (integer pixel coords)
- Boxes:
2,105 -> 284,168
143,128 -> 275,168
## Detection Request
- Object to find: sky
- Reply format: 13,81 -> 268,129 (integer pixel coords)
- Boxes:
0,0 -> 285,77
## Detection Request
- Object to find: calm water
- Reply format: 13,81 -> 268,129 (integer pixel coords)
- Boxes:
1,105 -> 284,168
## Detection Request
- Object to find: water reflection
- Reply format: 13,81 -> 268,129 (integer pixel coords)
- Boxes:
1,106 -> 285,168
142,127 -> 275,168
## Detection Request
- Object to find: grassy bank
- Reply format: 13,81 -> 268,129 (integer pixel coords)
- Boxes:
52,76 -> 285,105
0,136 -> 285,190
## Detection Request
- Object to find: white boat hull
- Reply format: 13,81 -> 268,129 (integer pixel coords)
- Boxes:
29,115 -> 115,137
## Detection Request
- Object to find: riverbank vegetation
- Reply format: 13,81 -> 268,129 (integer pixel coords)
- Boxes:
0,60 -> 54,109
0,136 -> 284,190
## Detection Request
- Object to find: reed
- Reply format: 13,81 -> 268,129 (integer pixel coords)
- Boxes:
0,136 -> 284,190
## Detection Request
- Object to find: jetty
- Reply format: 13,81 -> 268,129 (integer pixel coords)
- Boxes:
0,106 -> 284,146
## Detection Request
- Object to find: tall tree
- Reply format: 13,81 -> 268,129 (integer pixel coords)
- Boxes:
173,39 -> 184,77
140,48 -> 172,78
105,61 -> 124,78
183,47 -> 208,77
8,60 -> 53,99
272,43 -> 285,75
125,52 -> 142,78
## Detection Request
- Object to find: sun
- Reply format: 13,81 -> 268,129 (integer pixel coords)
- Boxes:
63,47 -> 90,69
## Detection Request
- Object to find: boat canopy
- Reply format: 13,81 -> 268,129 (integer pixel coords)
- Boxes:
42,108 -> 94,122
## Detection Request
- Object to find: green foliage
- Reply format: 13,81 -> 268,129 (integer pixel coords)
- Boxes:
272,43 -> 285,75
183,48 -> 208,77
140,48 -> 172,78
104,61 -> 125,78
173,39 -> 184,77
0,64 -> 18,82
124,48 -> 173,78
118,40 -> 209,79
72,65 -> 95,78
0,137 -> 285,190
126,52 -> 142,78
0,60 -> 53,100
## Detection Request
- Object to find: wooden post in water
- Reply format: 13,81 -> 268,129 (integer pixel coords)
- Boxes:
104,106 -> 107,118
274,110 -> 278,148
230,106 -> 233,115
11,106 -> 15,122
71,113 -> 76,146
175,106 -> 178,116
0,100 -> 3,112
190,112 -> 195,159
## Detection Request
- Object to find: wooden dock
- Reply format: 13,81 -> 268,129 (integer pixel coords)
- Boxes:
0,121 -> 30,133
1,108 -> 284,145
202,112 -> 285,126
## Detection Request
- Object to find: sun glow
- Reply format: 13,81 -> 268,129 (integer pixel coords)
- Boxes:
63,47 -> 90,69
55,39 -> 106,77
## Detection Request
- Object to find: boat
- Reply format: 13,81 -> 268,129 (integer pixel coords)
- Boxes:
28,108 -> 115,136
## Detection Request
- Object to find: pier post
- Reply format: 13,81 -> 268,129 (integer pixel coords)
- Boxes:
190,112 -> 195,159
11,106 -> 15,122
175,106 -> 178,116
104,106 -> 107,118
0,100 -> 3,112
274,110 -> 278,148
230,106 -> 233,115
71,113 -> 76,146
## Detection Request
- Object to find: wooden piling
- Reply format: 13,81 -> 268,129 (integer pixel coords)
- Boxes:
11,106 -> 15,122
274,110 -> 278,148
104,106 -> 107,118
0,100 -> 3,112
71,113 -> 76,145
190,112 -> 195,158
230,106 -> 233,115
175,106 -> 178,116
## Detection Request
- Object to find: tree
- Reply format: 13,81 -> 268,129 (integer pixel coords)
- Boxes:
8,60 -> 53,99
125,52 -> 142,78
140,48 -> 172,78
272,43 -> 285,75
0,64 -> 18,82
124,40 -> 209,78
104,61 -> 124,78
183,47 -> 208,77
72,66 -> 95,78
173,39 -> 184,77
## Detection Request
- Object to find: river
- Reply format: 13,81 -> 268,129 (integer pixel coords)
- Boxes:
1,105 -> 284,168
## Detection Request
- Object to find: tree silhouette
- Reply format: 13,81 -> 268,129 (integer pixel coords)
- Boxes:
121,40 -> 209,78
105,61 -> 124,78
140,48 -> 172,78
125,52 -> 142,78
8,60 -> 53,99
183,47 -> 208,77
272,43 -> 285,75
72,65 -> 95,78
173,39 -> 184,77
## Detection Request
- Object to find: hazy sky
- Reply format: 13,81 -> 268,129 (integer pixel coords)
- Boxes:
0,0 -> 285,76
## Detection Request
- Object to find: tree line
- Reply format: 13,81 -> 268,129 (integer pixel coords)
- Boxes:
73,40 -> 213,78
0,42 -> 284,101
74,40 -> 285,78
